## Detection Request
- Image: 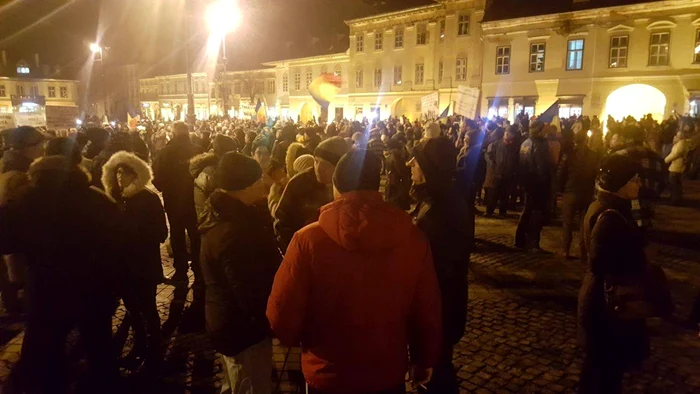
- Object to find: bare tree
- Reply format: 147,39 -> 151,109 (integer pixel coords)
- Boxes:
239,70 -> 266,102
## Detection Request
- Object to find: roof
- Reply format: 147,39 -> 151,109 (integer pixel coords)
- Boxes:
482,0 -> 664,22
345,2 -> 440,25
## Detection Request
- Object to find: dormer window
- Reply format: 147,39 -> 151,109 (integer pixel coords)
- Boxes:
17,66 -> 30,74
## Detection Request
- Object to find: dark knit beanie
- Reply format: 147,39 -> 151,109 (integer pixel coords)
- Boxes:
213,134 -> 237,157
413,136 -> 457,188
597,154 -> 639,193
9,126 -> 44,149
314,136 -> 349,166
214,152 -> 262,192
333,150 -> 382,194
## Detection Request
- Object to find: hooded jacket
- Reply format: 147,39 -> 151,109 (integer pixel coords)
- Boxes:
200,191 -> 282,356
0,156 -> 129,316
267,191 -> 442,393
102,151 -> 168,284
152,134 -> 203,215
189,152 -> 220,226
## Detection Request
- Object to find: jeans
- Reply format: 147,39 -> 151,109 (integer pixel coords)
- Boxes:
669,172 -> 683,205
486,178 -> 511,215
122,281 -> 161,355
166,206 -> 201,283
515,190 -> 549,249
561,193 -> 591,257
220,338 -> 273,394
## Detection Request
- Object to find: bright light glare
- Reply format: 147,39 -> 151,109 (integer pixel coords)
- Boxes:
603,84 -> 666,134
206,0 -> 241,37
90,43 -> 101,53
76,119 -> 82,126
586,130 -> 592,138
695,45 -> 700,54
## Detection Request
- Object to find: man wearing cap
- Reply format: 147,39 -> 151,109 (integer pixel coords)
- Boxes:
273,136 -> 349,250
268,150 -> 442,394
200,152 -> 281,394
0,126 -> 45,315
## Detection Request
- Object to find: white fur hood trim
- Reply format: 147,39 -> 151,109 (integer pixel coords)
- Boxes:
101,151 -> 153,199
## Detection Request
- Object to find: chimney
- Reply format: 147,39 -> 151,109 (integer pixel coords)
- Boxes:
1,51 -> 6,67
34,53 -> 40,68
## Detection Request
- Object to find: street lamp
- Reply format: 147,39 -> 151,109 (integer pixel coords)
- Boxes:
206,0 -> 242,117
90,42 -> 108,119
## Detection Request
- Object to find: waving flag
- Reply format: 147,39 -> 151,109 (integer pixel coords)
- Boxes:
309,73 -> 342,108
538,100 -> 560,124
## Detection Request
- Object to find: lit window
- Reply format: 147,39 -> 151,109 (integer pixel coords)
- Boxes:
355,69 -> 364,88
356,34 -> 364,52
0,85 -> 5,97
609,36 -> 628,68
374,68 -> 382,88
334,66 -> 342,78
306,72 -> 313,88
438,60 -> 444,83
416,24 -> 428,46
559,104 -> 583,118
267,79 -> 275,94
496,46 -> 511,74
529,43 -> 546,72
415,63 -> 424,84
694,29 -> 700,64
458,15 -> 469,36
16,85 -> 24,96
567,39 -> 585,70
294,73 -> 301,90
375,31 -> 383,50
456,58 -> 467,81
439,20 -> 446,42
393,66 -> 402,85
60,86 -> 68,98
282,74 -> 289,92
48,86 -> 56,98
649,32 -> 670,66
395,28 -> 404,49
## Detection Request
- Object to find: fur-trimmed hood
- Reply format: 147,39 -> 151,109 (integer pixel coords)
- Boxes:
28,155 -> 91,191
101,151 -> 153,199
189,152 -> 219,179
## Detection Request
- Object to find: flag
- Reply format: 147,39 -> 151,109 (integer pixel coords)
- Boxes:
127,113 -> 140,129
538,100 -> 560,124
438,104 -> 450,122
256,99 -> 267,123
255,99 -> 262,113
309,74 -> 342,108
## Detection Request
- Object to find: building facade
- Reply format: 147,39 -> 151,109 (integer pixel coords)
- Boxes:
139,0 -> 700,125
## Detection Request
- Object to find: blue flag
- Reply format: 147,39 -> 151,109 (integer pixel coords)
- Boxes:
254,99 -> 262,113
538,100 -> 560,123
439,104 -> 450,121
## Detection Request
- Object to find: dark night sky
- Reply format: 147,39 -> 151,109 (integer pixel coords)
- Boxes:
0,0 -> 434,77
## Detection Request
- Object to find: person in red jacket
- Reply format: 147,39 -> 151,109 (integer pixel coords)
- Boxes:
267,149 -> 442,394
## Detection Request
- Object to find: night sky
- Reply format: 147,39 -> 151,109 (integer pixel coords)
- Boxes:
0,0 -> 433,77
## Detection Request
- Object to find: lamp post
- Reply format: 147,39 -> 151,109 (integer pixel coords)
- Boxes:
206,0 -> 242,117
90,43 -> 109,119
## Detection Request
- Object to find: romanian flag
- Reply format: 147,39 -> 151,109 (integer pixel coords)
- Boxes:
127,113 -> 140,129
256,99 -> 267,123
309,73 -> 342,108
538,100 -> 560,124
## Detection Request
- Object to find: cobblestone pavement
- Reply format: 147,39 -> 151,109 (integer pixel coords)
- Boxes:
2,183 -> 700,393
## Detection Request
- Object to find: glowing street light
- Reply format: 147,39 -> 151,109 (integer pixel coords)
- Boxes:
205,0 -> 242,38
89,42 -> 102,53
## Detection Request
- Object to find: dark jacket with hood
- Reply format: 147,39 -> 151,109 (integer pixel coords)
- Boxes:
484,137 -> 519,189
200,191 -> 282,356
273,167 -> 332,250
267,191 -> 442,393
102,151 -> 167,284
189,152 -> 220,226
152,134 -> 203,215
412,137 -> 472,347
520,135 -> 553,192
0,156 -> 128,317
557,144 -> 601,200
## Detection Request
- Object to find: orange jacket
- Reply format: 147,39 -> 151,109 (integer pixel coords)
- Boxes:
267,190 -> 442,393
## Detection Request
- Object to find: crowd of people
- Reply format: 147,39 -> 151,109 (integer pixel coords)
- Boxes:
0,107 -> 697,394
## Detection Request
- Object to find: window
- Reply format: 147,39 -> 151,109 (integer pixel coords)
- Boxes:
356,34 -> 364,52
395,28 -> 404,49
0,85 -> 5,97
649,32 -> 670,66
282,74 -> 289,92
458,14 -> 470,36
256,80 -> 265,94
695,29 -> 700,63
374,68 -> 382,88
375,31 -> 383,50
334,66 -> 342,78
438,60 -> 444,83
48,86 -> 56,98
60,87 -> 68,98
609,36 -> 628,68
456,58 -> 467,81
559,105 -> 583,118
16,85 -> 24,96
566,39 -> 585,70
393,66 -> 402,85
234,81 -> 242,94
211,87 -> 216,98
529,43 -> 546,72
439,20 -> 446,42
496,46 -> 511,74
294,73 -> 301,90
306,72 -> 313,88
355,69 -> 364,88
416,24 -> 428,45
29,86 -> 38,96
415,63 -> 424,84
267,79 -> 275,94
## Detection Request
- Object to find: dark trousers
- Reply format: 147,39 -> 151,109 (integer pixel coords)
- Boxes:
690,289 -> 700,324
486,178 -> 511,215
8,298 -> 117,394
422,345 -> 458,394
0,259 -> 20,314
578,352 -> 625,394
166,206 -> 201,283
307,386 -> 405,394
669,172 -> 683,205
561,193 -> 591,256
515,190 -> 549,249
122,281 -> 161,353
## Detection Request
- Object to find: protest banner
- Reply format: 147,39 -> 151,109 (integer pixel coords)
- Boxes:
421,92 -> 439,118
0,114 -> 15,130
455,85 -> 480,118
46,106 -> 79,129
14,112 -> 47,128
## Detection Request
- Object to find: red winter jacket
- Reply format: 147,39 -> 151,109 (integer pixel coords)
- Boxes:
267,190 -> 442,393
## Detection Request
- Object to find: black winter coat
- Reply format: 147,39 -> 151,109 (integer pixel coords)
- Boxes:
519,136 -> 553,191
484,138 -> 519,188
189,152 -> 219,227
152,135 -> 203,215
384,148 -> 412,210
0,156 -> 129,318
557,145 -> 600,200
200,191 -> 282,356
578,191 -> 649,366
273,168 -> 332,250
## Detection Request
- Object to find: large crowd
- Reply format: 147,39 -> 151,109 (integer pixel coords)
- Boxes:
0,108 -> 698,394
